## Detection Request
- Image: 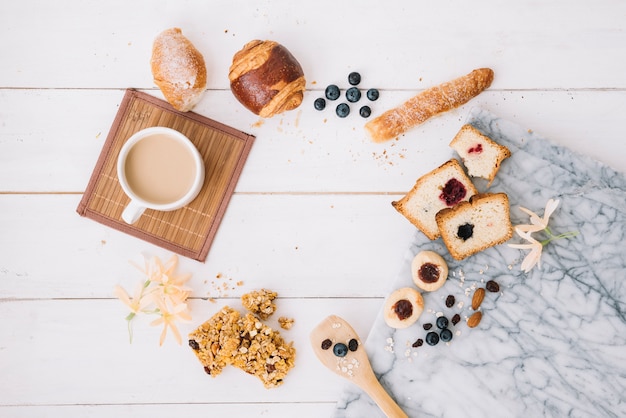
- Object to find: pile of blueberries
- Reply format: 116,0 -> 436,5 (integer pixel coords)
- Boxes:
314,72 -> 379,118
412,294 -> 461,347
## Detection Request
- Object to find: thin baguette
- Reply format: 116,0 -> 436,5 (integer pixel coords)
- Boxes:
365,68 -> 494,142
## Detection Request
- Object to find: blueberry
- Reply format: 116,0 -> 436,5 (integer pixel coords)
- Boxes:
346,87 -> 361,103
440,328 -> 453,342
436,316 -> 449,329
336,103 -> 350,118
333,342 -> 349,357
359,105 -> 371,118
366,88 -> 379,101
325,84 -> 340,101
348,72 -> 361,86
314,97 -> 326,111
425,331 -> 439,346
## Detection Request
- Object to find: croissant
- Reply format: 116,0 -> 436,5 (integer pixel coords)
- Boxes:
151,28 -> 207,112
229,40 -> 306,118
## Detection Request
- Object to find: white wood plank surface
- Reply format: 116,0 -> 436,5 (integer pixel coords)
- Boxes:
1,0 -> 625,416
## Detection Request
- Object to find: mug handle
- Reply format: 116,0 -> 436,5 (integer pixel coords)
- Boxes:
121,200 -> 146,224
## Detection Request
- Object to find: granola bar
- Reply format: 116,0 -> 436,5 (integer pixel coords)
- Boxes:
189,306 -> 296,389
241,289 -> 278,320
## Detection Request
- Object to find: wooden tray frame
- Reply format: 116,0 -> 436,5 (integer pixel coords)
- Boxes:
77,89 -> 255,261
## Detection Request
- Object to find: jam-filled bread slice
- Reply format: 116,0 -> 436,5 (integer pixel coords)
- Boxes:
436,192 -> 513,260
392,159 -> 477,240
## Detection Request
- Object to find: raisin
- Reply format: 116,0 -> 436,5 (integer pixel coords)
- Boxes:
451,313 -> 461,325
423,323 -> 433,331
188,339 -> 200,350
486,280 -> 500,293
204,366 -> 212,375
321,339 -> 332,350
457,223 -> 474,240
266,364 -> 276,373
468,143 -> 483,154
412,338 -> 424,348
333,343 -> 348,357
348,338 -> 359,352
445,295 -> 456,308
439,178 -> 467,206
418,262 -> 440,283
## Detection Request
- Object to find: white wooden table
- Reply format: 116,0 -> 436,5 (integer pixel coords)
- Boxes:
1,1 -> 625,417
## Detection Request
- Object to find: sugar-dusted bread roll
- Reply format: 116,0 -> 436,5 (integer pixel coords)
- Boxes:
229,40 -> 306,118
365,68 -> 494,142
151,28 -> 207,112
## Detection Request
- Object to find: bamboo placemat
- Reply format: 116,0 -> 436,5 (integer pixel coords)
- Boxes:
77,89 -> 255,261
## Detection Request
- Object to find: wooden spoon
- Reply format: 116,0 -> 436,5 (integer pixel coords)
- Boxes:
310,315 -> 409,418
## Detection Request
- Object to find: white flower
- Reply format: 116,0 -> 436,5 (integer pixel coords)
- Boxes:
115,254 -> 193,345
508,228 -> 543,273
516,199 -> 560,233
508,198 -> 578,273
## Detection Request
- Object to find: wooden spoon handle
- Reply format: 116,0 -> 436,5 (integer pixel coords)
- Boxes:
361,374 -> 409,418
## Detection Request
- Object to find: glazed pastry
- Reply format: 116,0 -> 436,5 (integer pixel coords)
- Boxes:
229,40 -> 306,118
151,28 -> 207,112
365,68 -> 494,142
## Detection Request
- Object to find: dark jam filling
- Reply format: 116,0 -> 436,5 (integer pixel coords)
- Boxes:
439,178 -> 467,206
468,143 -> 483,154
393,299 -> 413,320
457,223 -> 474,241
418,262 -> 440,283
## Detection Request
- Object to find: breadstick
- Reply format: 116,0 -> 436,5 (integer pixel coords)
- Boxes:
365,68 -> 494,142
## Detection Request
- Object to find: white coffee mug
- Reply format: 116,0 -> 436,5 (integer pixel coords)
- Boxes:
117,127 -> 205,224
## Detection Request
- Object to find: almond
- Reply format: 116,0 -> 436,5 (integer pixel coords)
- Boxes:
472,287 -> 486,310
467,311 -> 482,328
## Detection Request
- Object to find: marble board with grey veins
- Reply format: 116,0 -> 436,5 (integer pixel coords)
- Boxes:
333,108 -> 626,417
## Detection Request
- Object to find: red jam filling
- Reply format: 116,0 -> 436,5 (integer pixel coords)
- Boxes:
393,299 -> 413,320
418,262 -> 440,283
439,178 -> 467,206
468,143 -> 483,154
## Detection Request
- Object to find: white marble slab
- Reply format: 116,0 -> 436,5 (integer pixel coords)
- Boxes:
334,108 -> 626,417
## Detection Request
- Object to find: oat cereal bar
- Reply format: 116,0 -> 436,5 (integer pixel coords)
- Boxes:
189,306 -> 296,389
241,289 -> 278,320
